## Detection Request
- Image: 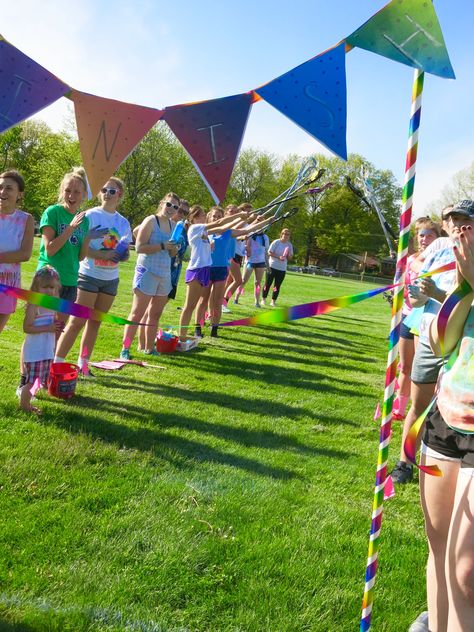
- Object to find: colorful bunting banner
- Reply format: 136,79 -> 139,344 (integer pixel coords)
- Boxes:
71,90 -> 163,196
163,93 -> 253,203
256,43 -> 347,160
0,36 -> 70,133
346,0 -> 455,79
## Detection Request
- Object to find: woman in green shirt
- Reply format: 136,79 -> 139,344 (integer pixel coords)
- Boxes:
37,167 -> 90,302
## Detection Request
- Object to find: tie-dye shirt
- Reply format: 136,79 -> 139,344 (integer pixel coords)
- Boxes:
437,303 -> 474,434
0,209 -> 29,287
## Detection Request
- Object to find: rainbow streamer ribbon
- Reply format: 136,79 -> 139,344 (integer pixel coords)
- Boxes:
220,262 -> 455,329
0,284 -> 146,327
221,284 -> 397,327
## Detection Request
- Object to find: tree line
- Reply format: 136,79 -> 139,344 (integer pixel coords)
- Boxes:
1,118 -> 406,265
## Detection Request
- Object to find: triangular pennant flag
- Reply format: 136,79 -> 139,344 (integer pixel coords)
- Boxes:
346,0 -> 455,79
383,475 -> 396,500
0,36 -> 70,133
373,402 -> 381,420
72,90 -> 163,196
255,43 -> 347,160
164,93 -> 253,203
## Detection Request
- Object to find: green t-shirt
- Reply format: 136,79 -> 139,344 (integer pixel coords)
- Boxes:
37,204 -> 90,287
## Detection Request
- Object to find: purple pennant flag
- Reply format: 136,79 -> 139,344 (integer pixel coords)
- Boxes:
256,43 -> 347,160
0,37 -> 70,133
164,93 -> 253,203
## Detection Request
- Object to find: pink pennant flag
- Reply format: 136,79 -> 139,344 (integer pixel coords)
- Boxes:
164,93 -> 253,202
373,402 -> 381,420
90,360 -> 125,371
71,90 -> 163,196
383,475 -> 396,500
30,377 -> 41,397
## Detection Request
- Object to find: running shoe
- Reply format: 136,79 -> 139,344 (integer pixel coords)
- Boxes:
221,305 -> 232,313
408,611 -> 429,632
119,348 -> 131,360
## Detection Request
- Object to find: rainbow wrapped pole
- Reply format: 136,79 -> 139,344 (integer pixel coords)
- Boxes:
360,69 -> 425,632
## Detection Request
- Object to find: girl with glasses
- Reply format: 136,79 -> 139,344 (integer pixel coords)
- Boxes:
54,178 -> 132,375
120,193 -> 179,359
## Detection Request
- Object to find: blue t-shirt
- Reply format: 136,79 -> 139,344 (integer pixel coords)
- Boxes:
210,230 -> 232,268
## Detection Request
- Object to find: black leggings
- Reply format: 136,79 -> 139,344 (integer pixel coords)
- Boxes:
262,268 -> 286,301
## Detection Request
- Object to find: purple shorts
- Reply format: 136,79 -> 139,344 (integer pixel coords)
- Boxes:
185,266 -> 210,287
210,266 -> 228,283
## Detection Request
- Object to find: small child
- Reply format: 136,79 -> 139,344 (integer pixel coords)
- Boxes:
19,266 -> 62,414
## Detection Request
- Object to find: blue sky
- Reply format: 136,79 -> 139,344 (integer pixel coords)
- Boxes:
3,1 -> 472,215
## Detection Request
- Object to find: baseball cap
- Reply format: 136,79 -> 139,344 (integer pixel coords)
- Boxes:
443,200 -> 474,219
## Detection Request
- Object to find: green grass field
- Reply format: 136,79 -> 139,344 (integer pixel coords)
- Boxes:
0,240 -> 427,631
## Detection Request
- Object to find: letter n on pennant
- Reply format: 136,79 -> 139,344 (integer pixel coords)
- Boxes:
72,90 -> 163,196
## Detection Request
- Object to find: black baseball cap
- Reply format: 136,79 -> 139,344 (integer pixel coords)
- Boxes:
443,200 -> 474,219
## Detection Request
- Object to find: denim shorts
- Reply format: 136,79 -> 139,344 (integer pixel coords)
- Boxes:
133,265 -> 171,296
400,314 -> 415,340
410,340 -> 444,384
78,273 -> 120,297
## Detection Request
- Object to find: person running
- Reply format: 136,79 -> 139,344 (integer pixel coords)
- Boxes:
412,203 -> 474,632
54,178 -> 132,375
0,169 -> 34,335
19,266 -> 62,414
262,228 -> 294,307
119,192 -> 179,359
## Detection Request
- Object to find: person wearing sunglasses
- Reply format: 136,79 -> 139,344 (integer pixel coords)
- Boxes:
54,178 -> 132,375
120,193 -> 179,359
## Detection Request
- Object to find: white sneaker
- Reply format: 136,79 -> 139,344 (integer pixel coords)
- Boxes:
221,304 -> 231,313
408,611 -> 429,632
270,301 -> 275,307
261,299 -> 266,306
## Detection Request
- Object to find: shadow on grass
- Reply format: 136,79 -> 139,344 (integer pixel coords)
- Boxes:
41,393 -> 353,481
0,618 -> 38,631
100,376 -> 358,425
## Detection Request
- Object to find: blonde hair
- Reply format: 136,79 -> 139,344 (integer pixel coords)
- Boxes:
31,265 -> 61,295
58,167 -> 88,204
414,217 -> 441,237
238,202 -> 253,212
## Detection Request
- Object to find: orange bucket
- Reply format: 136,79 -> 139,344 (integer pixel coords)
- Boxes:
48,362 -> 79,399
156,335 -> 179,353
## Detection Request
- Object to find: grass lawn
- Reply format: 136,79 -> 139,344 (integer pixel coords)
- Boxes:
0,240 -> 427,631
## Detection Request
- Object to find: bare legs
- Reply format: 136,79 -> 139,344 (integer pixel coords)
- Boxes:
179,280 -> 205,341
420,456 -> 474,631
398,381 -> 436,463
394,335 -> 415,418
56,290 -> 115,362
0,313 -> 10,334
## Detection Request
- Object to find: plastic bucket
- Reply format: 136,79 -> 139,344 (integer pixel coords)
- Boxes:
156,336 -> 179,353
48,362 -> 79,399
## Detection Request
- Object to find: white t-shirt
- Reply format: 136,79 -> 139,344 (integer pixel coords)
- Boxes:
268,239 -> 293,271
247,234 -> 269,264
79,207 -> 132,281
187,224 -> 212,269
23,308 -> 55,362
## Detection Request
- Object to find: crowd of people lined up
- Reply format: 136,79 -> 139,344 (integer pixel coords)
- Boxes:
1,167 -> 473,631
0,168 -> 294,411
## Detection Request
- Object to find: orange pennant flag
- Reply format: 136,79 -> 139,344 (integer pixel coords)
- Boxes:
72,90 -> 163,195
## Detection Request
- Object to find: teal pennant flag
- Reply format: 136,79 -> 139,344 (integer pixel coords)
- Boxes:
256,43 -> 347,160
346,0 -> 455,79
